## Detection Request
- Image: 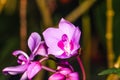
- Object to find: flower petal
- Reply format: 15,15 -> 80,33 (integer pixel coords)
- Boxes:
27,62 -> 41,79
43,28 -> 64,55
59,67 -> 72,75
72,27 -> 81,44
2,64 -> 28,75
48,48 -> 64,57
34,41 -> 48,56
48,73 -> 65,80
20,71 -> 27,80
59,18 -> 76,39
57,52 -> 69,59
71,27 -> 81,54
28,32 -> 41,52
57,61 -> 74,71
12,50 -> 29,60
43,28 -> 63,49
68,72 -> 79,80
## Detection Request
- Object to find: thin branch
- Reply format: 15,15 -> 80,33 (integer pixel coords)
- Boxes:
82,13 -> 91,80
65,0 -> 96,22
106,0 -> 114,68
42,65 -> 56,73
20,0 -> 27,51
36,0 -> 53,28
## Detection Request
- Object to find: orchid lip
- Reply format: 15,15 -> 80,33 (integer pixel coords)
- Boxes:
58,34 -> 74,55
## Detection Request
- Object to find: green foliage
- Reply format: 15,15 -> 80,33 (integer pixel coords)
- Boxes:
98,68 -> 120,77
113,0 -> 120,59
0,37 -> 19,80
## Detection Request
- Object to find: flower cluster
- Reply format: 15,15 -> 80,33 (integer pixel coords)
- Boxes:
2,18 -> 82,80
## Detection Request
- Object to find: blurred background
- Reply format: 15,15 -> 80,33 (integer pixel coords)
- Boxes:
0,0 -> 120,80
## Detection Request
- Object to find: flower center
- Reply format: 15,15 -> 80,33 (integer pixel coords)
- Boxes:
58,34 -> 74,55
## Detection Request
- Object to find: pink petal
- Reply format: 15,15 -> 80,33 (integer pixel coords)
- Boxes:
59,18 -> 76,40
68,72 -> 79,80
59,67 -> 72,75
57,52 -> 68,59
43,28 -> 67,57
18,55 -> 27,61
57,40 -> 64,50
28,32 -> 41,52
33,41 -> 48,56
20,71 -> 27,80
48,48 -> 64,57
2,64 -> 28,75
72,27 -> 81,44
69,27 -> 81,56
17,55 -> 28,64
70,45 -> 79,57
43,28 -> 64,54
12,50 -> 29,60
27,62 -> 41,79
57,62 -> 74,71
48,73 -> 65,80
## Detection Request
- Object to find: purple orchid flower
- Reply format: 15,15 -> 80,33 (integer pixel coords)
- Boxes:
48,66 -> 79,80
2,32 -> 47,80
43,18 -> 81,59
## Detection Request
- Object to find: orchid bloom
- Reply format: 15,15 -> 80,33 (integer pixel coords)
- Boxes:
2,32 -> 47,80
43,18 -> 81,59
48,66 -> 79,80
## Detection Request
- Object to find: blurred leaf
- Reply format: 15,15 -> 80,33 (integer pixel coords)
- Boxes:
0,37 -> 19,63
98,68 -> 120,77
92,1 -> 106,44
113,0 -> 120,59
0,37 -> 19,80
0,0 -> 7,13
4,0 -> 17,14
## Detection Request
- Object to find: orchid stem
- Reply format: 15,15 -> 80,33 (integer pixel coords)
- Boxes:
77,56 -> 86,80
40,57 -> 48,63
42,65 -> 56,73
40,57 -> 56,73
